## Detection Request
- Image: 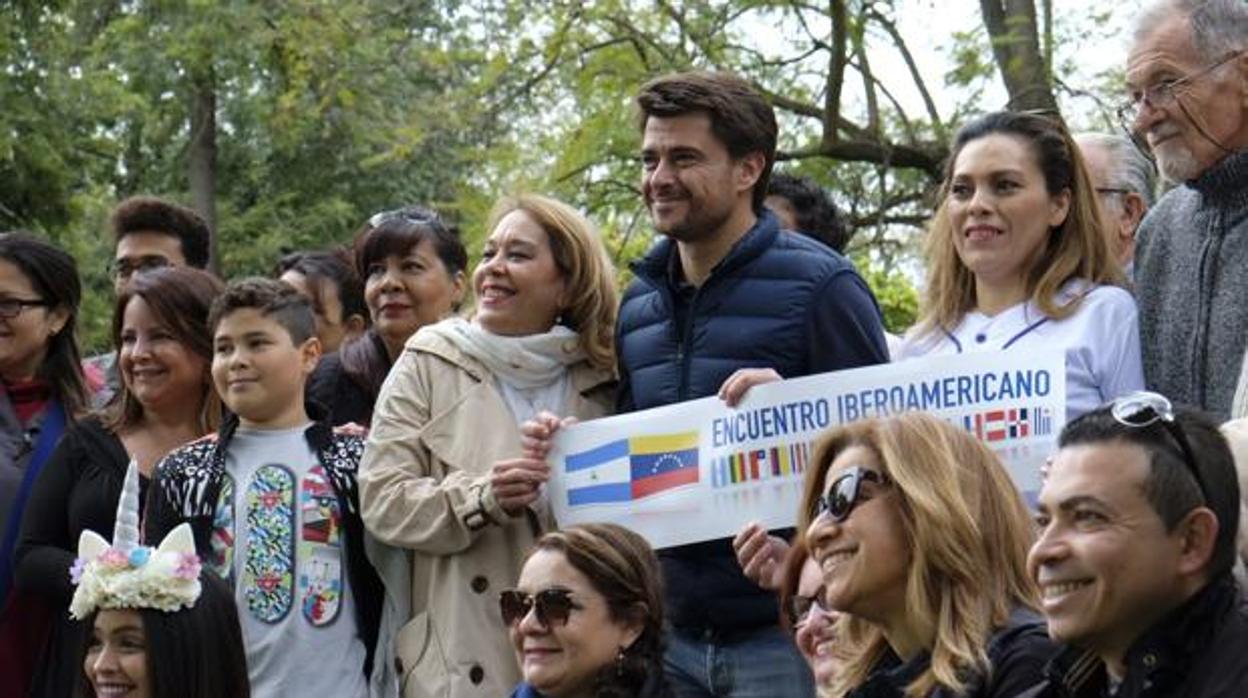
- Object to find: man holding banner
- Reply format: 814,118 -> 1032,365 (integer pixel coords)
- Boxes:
616,70 -> 888,698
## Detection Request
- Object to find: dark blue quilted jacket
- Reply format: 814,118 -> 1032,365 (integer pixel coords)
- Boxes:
616,210 -> 888,634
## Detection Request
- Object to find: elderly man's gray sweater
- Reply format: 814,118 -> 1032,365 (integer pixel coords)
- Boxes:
1135,150 -> 1248,419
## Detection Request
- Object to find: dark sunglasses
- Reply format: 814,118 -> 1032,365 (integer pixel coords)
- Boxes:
787,588 -> 831,631
1110,391 -> 1208,502
498,588 -> 582,628
813,466 -> 890,523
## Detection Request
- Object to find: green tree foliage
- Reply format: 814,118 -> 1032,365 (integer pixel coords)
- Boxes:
4,0 -> 1119,353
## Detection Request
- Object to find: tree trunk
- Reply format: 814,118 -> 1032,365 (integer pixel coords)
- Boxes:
979,0 -> 1059,113
188,66 -> 219,274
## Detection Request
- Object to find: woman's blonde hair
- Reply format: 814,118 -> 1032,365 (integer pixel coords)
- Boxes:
484,194 -> 618,373
915,111 -> 1125,339
799,412 -> 1038,697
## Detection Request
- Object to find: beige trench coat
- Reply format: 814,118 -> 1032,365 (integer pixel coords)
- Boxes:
360,330 -> 614,698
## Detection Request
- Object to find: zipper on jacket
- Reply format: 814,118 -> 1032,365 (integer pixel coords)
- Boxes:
677,286 -> 702,401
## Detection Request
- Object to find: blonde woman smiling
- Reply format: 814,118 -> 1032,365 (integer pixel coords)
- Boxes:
802,412 -> 1054,697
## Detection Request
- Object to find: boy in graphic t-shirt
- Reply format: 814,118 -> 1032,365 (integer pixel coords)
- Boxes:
145,277 -> 382,696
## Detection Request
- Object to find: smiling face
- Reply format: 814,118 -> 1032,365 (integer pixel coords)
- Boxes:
641,113 -> 760,243
946,133 -> 1071,293
1126,13 -> 1248,182
212,307 -> 319,430
363,238 -> 463,357
119,296 -> 208,414
472,210 -> 568,337
1029,442 -> 1191,662
804,445 -> 910,625
84,609 -> 151,698
0,258 -> 67,383
794,557 -> 840,686
509,549 -> 643,698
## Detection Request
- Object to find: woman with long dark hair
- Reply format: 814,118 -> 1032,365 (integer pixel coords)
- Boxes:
15,266 -> 223,698
0,232 -> 95,695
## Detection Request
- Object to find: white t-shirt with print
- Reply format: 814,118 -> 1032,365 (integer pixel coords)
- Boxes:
209,424 -> 368,698
897,281 -> 1144,421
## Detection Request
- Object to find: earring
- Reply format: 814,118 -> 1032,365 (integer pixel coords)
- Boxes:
615,646 -> 626,678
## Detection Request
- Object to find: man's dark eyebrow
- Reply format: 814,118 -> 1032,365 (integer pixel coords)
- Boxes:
1057,494 -> 1112,513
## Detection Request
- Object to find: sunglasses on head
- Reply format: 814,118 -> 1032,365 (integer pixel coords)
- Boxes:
813,466 -> 890,523
1110,391 -> 1208,502
498,588 -> 582,628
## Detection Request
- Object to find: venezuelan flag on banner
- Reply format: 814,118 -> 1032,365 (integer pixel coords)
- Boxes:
629,432 -> 699,499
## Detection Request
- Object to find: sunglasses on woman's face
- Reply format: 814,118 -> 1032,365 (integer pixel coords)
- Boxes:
812,466 -> 890,523
498,587 -> 583,628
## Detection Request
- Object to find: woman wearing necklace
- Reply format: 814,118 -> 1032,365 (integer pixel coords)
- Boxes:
359,194 -> 618,698
896,111 -> 1143,420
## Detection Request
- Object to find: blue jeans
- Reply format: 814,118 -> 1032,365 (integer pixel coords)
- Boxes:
664,624 -> 816,698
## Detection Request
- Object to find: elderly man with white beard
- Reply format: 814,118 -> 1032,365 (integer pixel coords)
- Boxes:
1127,0 -> 1248,419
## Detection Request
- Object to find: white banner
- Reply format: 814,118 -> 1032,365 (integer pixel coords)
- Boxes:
548,350 -> 1066,549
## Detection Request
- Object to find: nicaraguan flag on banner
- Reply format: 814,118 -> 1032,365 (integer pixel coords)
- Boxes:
565,439 -> 632,505
564,432 -> 700,506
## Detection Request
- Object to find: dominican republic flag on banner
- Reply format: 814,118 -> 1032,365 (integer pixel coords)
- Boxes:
564,432 -> 699,506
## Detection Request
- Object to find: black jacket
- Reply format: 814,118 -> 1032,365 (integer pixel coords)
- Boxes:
145,405 -> 384,678
616,210 -> 889,634
847,607 -> 1054,698
1019,575 -> 1248,697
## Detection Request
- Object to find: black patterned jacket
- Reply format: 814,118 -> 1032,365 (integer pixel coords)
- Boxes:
144,403 -> 383,678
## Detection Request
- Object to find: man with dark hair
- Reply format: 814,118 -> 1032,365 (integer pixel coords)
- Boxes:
110,195 -> 212,294
88,196 -> 214,403
618,70 -> 888,696
766,172 -> 849,253
1023,392 -> 1248,696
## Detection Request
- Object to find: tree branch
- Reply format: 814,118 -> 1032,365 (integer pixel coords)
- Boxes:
867,8 -> 944,135
823,0 -> 849,147
780,140 -> 943,176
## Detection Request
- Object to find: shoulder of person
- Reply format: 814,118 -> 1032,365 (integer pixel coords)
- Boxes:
155,437 -> 221,480
1060,281 -> 1137,319
324,432 -> 366,469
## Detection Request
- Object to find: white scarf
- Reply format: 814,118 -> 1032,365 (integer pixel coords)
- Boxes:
426,317 -> 585,424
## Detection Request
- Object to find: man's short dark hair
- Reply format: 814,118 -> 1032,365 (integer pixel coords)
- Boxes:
636,71 -> 778,214
1060,403 -> 1240,577
277,248 -> 367,322
209,277 -> 315,346
767,173 -> 849,253
111,196 -> 211,269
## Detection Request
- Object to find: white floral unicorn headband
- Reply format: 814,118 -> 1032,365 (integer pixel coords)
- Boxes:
69,461 -> 202,620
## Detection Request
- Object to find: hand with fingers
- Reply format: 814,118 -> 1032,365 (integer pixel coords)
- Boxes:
718,368 -> 783,407
519,410 -> 579,460
490,457 -> 551,516
732,520 -> 791,591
